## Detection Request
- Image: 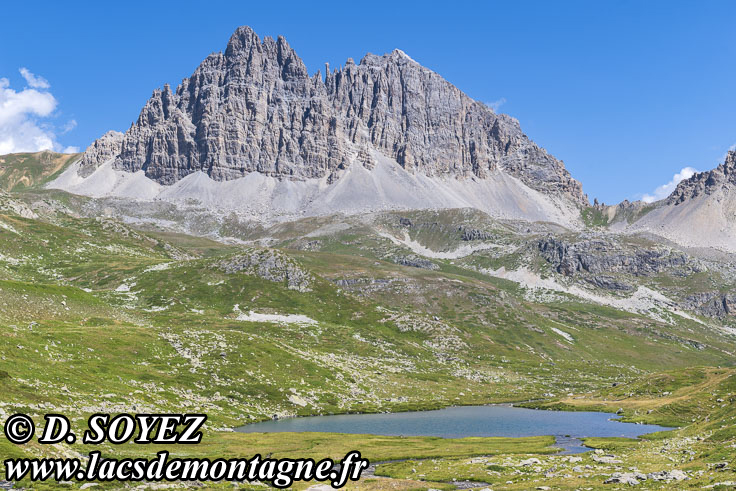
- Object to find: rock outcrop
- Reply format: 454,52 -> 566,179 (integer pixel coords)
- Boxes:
79,26 -> 586,207
392,254 -> 439,270
218,249 -> 312,292
78,131 -> 123,178
0,190 -> 37,219
624,150 -> 736,252
537,236 -> 702,277
666,151 -> 736,206
584,275 -> 634,291
460,227 -> 494,241
684,292 -> 736,319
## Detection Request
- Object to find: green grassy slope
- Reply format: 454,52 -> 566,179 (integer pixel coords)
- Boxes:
0,185 -> 735,488
0,151 -> 80,191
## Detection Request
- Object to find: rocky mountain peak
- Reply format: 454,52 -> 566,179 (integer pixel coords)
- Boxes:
666,150 -> 736,205
78,130 -> 123,178
224,25 -> 261,57
223,26 -> 308,81
75,25 -> 588,210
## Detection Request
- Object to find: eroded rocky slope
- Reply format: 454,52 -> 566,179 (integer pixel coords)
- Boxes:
666,151 -> 736,206
51,26 -> 586,226
607,151 -> 736,252
107,26 -> 584,202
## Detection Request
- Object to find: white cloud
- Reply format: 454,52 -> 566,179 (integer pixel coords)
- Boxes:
19,67 -> 50,89
0,71 -> 76,154
641,166 -> 698,203
61,119 -> 77,134
486,97 -> 507,113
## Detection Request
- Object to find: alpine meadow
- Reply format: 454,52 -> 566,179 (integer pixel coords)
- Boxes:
2,19 -> 736,491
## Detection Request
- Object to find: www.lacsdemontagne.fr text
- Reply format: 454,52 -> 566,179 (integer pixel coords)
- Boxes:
3,413 -> 369,488
5,450 -> 368,488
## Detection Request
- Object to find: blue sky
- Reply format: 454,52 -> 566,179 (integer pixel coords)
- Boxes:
1,0 -> 735,204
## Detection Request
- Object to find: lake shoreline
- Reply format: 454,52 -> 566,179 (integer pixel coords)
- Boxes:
234,404 -> 674,453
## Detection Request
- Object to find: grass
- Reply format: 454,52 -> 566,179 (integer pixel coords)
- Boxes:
581,207 -> 609,227
1,188 -> 736,488
532,367 -> 736,427
580,437 -> 642,451
0,151 -> 79,191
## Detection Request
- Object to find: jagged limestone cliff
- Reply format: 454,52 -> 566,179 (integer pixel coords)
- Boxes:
77,26 -> 586,209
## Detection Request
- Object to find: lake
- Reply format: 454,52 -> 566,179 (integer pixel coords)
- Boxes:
235,404 -> 672,453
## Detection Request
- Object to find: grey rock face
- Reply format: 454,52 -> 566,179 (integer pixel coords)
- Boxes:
78,131 -> 123,177
218,249 -> 312,292
584,275 -> 634,291
393,254 -> 439,270
325,51 -> 585,202
684,292 -> 736,319
81,26 -> 586,206
537,237 -> 701,277
115,28 -> 343,184
667,151 -> 736,205
460,227 -> 494,241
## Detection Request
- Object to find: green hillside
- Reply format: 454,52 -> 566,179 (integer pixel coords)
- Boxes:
0,171 -> 735,489
0,151 -> 80,191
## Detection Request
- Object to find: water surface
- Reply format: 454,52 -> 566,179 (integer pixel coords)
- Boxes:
235,405 -> 672,453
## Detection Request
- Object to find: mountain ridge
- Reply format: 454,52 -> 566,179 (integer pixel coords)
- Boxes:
619,150 -> 736,252
65,25 -> 587,219
45,25 -> 736,252
666,150 -> 736,206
